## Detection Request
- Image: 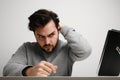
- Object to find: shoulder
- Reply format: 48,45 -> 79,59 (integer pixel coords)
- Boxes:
21,42 -> 38,49
23,42 -> 37,46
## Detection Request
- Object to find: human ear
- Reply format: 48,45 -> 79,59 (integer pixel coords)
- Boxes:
58,26 -> 61,31
58,23 -> 63,31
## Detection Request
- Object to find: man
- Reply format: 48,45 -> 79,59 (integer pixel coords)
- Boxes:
3,9 -> 91,76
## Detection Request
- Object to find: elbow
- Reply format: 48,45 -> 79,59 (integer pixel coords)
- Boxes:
85,45 -> 92,55
72,47 -> 92,62
82,45 -> 92,60
77,45 -> 92,61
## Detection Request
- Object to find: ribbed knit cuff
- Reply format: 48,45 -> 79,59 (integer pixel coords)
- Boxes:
22,66 -> 32,76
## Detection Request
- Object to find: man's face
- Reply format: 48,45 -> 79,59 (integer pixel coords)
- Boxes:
34,20 -> 59,53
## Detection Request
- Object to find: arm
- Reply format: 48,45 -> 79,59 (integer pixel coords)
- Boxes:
3,43 -> 28,76
3,43 -> 57,76
60,25 -> 92,62
25,61 -> 57,76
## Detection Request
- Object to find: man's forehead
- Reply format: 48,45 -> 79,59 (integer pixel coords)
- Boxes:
35,20 -> 58,36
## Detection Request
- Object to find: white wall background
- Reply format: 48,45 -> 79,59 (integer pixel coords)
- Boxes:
0,0 -> 120,77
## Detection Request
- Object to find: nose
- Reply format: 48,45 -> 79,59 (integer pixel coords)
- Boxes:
45,37 -> 50,45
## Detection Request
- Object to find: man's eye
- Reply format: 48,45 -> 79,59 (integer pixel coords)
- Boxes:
38,35 -> 45,39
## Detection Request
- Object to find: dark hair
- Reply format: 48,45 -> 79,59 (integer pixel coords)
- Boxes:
28,9 -> 60,32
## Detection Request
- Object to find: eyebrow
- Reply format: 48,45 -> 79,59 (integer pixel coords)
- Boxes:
48,31 -> 55,36
37,31 -> 55,37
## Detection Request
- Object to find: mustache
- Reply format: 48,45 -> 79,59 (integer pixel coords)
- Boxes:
43,44 -> 51,47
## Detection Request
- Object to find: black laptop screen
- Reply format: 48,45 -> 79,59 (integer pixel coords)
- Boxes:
98,29 -> 120,76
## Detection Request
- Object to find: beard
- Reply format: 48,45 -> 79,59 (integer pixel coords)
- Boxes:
43,44 -> 54,53
42,39 -> 59,53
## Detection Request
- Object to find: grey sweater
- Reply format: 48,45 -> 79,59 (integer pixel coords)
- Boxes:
3,26 -> 91,76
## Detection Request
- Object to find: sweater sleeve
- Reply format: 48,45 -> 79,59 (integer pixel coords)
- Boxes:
60,26 -> 92,62
3,43 -> 29,76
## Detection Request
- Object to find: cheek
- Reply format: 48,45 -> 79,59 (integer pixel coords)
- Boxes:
37,39 -> 44,46
52,35 -> 59,43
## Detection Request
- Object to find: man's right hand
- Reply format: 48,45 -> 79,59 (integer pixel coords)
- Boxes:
25,61 -> 57,77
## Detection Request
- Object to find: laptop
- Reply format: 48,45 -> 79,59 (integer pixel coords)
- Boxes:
98,29 -> 120,76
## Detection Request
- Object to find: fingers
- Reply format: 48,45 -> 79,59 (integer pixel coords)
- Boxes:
42,61 -> 57,73
37,63 -> 52,74
30,61 -> 57,77
59,23 -> 63,28
38,68 -> 50,76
